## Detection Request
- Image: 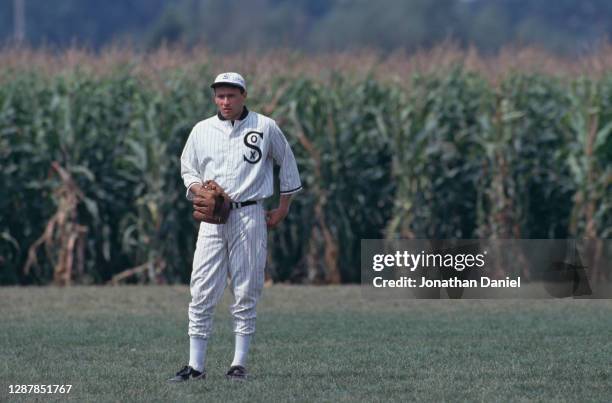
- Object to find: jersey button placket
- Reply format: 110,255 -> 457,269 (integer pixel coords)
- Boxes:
227,121 -> 243,197
222,121 -> 233,194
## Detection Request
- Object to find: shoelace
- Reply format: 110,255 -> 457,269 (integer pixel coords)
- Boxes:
177,366 -> 191,376
228,367 -> 245,375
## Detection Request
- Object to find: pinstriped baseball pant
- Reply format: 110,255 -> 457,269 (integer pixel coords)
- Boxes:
188,203 -> 267,339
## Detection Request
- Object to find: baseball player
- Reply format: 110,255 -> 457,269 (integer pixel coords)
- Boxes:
168,72 -> 302,382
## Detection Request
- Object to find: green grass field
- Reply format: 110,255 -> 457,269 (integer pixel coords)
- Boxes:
1,286 -> 611,402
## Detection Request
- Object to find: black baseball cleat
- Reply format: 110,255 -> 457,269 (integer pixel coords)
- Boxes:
225,365 -> 248,381
167,365 -> 206,383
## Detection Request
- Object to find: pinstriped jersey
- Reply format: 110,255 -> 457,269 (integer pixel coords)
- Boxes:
181,108 -> 302,202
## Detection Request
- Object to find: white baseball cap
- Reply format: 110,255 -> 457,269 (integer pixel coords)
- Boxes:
211,72 -> 247,91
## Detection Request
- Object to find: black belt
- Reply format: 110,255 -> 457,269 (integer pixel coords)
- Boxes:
230,200 -> 257,210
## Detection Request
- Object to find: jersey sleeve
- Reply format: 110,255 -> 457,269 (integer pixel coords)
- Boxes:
269,121 -> 302,195
180,125 -> 202,201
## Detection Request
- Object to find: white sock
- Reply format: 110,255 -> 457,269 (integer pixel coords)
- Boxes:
231,334 -> 252,367
189,337 -> 208,372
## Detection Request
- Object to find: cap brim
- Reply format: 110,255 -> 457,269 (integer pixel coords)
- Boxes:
211,81 -> 245,91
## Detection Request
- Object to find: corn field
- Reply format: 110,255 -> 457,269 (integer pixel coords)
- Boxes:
0,48 -> 610,285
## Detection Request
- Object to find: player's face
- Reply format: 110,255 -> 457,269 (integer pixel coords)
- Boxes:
214,86 -> 246,120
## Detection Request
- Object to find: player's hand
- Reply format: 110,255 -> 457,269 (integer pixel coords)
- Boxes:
265,207 -> 289,228
190,183 -> 208,198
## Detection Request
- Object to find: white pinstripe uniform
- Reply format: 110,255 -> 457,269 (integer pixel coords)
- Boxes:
180,97 -> 302,340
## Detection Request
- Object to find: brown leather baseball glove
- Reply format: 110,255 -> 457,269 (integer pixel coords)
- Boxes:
192,180 -> 231,224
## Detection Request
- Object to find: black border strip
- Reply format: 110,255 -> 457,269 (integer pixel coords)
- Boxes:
280,185 -> 303,194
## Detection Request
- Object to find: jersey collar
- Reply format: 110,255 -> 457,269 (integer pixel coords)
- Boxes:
217,106 -> 249,123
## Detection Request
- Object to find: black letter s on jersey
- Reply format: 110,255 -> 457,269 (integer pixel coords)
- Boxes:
243,131 -> 263,164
